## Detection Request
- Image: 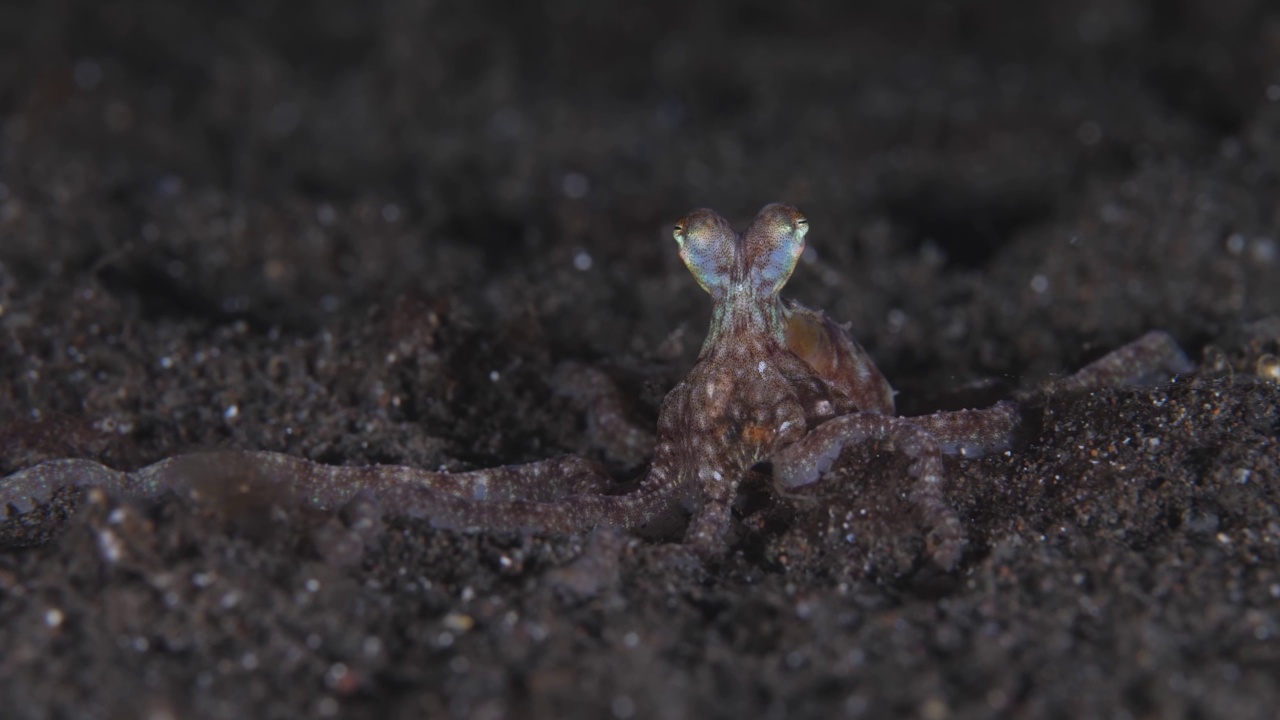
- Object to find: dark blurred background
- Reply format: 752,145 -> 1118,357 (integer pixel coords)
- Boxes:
2,0 -> 1278,396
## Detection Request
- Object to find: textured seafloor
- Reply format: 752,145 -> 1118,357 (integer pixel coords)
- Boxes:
1,0 -> 1278,717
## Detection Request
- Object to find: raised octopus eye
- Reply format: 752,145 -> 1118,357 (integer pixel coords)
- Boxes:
743,203 -> 807,296
674,209 -> 736,297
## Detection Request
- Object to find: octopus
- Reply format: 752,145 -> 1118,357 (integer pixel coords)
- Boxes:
0,204 -> 1193,568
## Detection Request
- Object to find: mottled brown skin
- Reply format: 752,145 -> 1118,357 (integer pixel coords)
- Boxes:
0,205 -> 1193,568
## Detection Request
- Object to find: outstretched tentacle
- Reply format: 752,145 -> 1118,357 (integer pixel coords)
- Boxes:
906,401 -> 1020,457
0,453 -> 611,512
1,450 -> 677,542
1047,330 -> 1193,394
772,413 -> 961,569
1,459 -> 143,516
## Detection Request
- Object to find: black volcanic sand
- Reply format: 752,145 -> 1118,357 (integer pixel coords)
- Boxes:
2,1 -> 1279,717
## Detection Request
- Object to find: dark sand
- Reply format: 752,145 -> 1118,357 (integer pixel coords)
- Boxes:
1,0 -> 1279,717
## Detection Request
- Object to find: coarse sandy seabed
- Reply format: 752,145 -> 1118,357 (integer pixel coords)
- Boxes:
1,0 -> 1279,717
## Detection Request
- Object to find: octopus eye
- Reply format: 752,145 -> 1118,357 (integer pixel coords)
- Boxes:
674,209 -> 735,297
794,216 -> 809,241
743,203 -> 807,295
